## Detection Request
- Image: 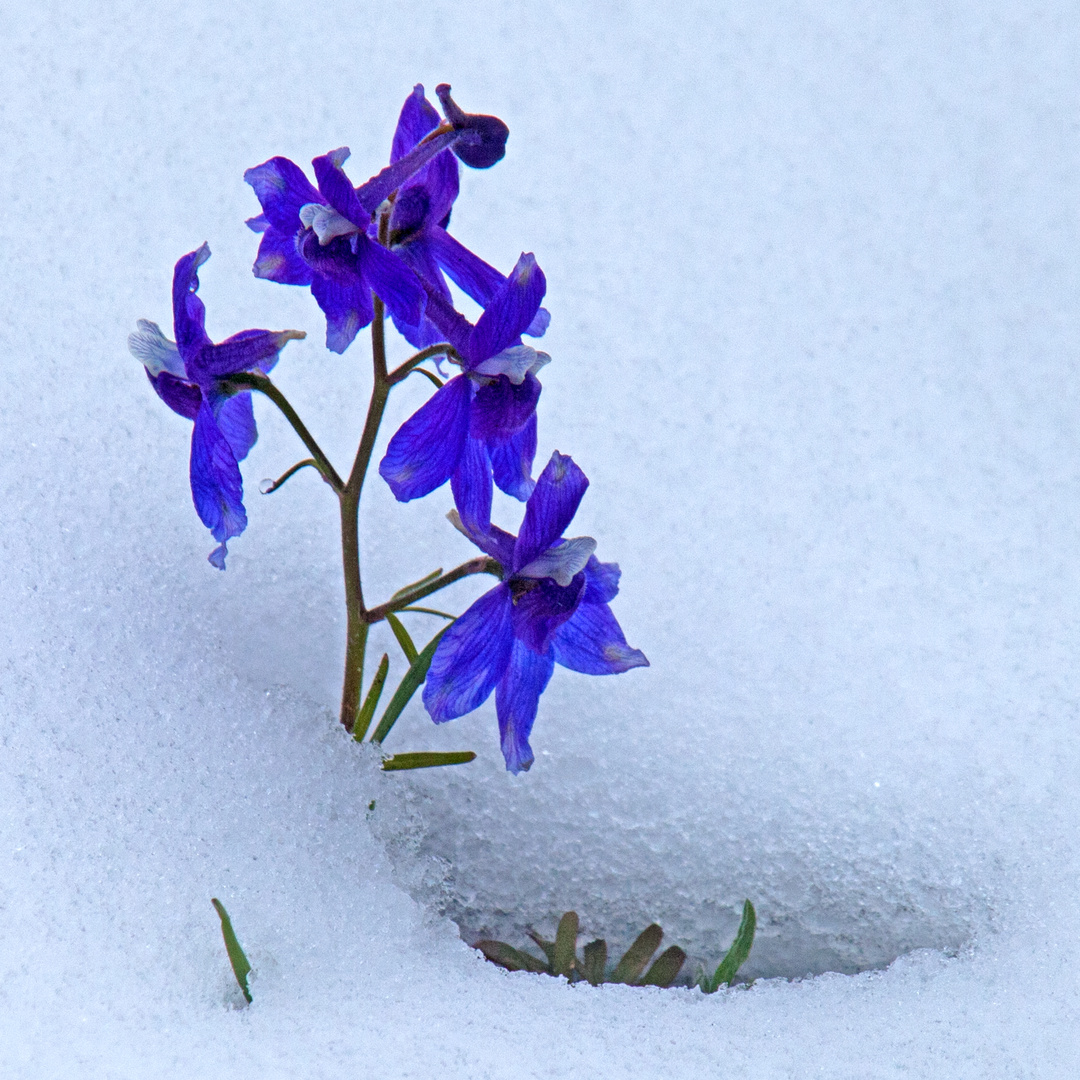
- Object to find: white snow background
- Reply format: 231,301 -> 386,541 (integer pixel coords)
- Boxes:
1,0 -> 1078,1075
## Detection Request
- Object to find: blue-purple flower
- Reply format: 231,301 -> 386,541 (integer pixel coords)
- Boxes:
378,252 -> 550,531
128,244 -> 305,569
383,84 -> 550,349
244,85 -> 512,354
422,451 -> 649,773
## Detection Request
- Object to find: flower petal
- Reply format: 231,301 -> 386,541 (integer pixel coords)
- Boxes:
489,412 -> 537,501
553,600 -> 649,675
213,391 -> 258,462
310,271 -> 372,353
474,345 -> 549,385
300,202 -> 360,245
391,85 -> 441,163
494,639 -> 555,773
450,436 -> 493,535
468,253 -> 546,363
423,584 -> 514,722
469,371 -> 541,443
445,508 -> 517,567
513,451 -> 589,571
244,157 -> 322,233
355,234 -> 425,328
509,574 -> 585,654
379,374 -> 471,501
147,370 -> 201,420
190,400 -> 246,568
582,555 -> 621,604
355,129 -> 458,214
252,227 -> 312,285
192,329 -> 304,380
129,319 -> 185,378
517,536 -> 597,587
312,147 -> 367,227
172,243 -> 212,360
391,241 -> 453,347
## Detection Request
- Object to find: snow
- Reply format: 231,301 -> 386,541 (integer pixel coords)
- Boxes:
2,0 -> 1080,1075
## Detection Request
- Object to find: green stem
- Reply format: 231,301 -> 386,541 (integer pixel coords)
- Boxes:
224,372 -> 343,492
388,343 -> 461,385
365,557 -> 502,624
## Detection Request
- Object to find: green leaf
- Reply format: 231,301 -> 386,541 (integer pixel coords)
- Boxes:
581,938 -> 607,986
399,606 -> 456,619
474,939 -> 548,973
640,945 -> 687,988
381,751 -> 476,771
211,898 -> 252,1004
526,930 -> 557,968
611,923 -> 663,985
385,613 -> 418,664
704,899 -> 756,993
370,626 -> 450,744
353,653 -> 389,741
391,569 -> 443,601
552,911 -> 578,979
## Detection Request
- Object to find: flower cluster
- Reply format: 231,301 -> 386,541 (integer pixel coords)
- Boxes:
131,83 -> 647,772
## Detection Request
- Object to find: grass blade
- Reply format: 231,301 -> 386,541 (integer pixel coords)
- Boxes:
211,898 -> 252,1004
390,569 -> 443,601
370,626 -> 450,744
353,653 -> 389,741
381,751 -> 476,771
704,899 -> 756,992
552,911 -> 578,978
640,945 -> 687,988
474,939 -> 548,973
526,930 -> 557,968
385,613 -> 418,664
582,938 -> 607,986
399,606 -> 456,619
611,923 -> 663,985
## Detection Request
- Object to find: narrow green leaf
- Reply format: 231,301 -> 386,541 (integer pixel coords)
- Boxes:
370,626 -> 450,744
582,938 -> 608,986
381,751 -> 476,771
353,654 -> 389,741
526,930 -> 557,968
391,569 -> 443,601
474,939 -> 548,973
641,945 -> 687,988
611,923 -> 663,985
552,911 -> 578,978
385,613 -> 418,664
399,606 -> 456,619
705,899 -> 757,992
211,898 -> 252,1004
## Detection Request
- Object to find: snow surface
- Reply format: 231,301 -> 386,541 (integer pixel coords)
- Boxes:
2,0 -> 1080,1075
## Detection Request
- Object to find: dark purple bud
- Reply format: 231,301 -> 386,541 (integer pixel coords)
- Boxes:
435,84 -> 509,169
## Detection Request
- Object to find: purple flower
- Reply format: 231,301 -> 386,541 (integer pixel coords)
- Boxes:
244,85 -> 513,354
244,151 -> 426,354
383,84 -> 550,349
128,244 -> 304,569
422,452 -> 649,773
378,252 -> 551,531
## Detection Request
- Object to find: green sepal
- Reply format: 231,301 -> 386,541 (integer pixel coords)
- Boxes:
385,612 -> 418,664
391,569 -> 443,601
552,911 -> 578,978
380,751 -> 476,771
474,939 -> 548,973
611,923 -> 663,985
702,899 -> 756,993
640,945 -> 687,987
353,653 -> 389,741
211,898 -> 252,1004
370,626 -> 450,744
581,938 -> 607,986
